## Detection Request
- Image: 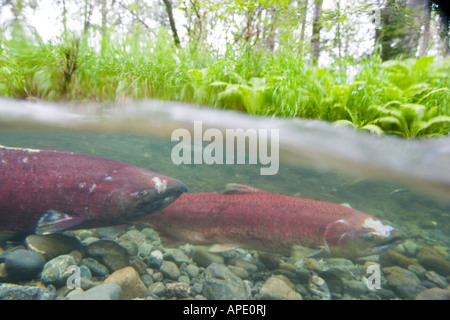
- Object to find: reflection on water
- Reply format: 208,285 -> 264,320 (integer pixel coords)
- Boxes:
0,98 -> 449,300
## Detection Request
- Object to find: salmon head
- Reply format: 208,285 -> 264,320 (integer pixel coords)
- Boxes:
86,166 -> 188,223
323,214 -> 404,258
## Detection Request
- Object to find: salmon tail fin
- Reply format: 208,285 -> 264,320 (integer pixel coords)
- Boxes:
223,183 -> 265,195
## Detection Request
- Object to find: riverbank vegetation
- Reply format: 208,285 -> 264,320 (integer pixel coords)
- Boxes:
0,0 -> 449,137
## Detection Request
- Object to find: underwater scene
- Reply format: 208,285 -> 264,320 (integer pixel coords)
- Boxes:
0,99 -> 449,300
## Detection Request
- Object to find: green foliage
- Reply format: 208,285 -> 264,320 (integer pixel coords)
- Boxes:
0,31 -> 449,138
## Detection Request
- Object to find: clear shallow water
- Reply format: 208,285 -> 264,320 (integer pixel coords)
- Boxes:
0,98 -> 449,299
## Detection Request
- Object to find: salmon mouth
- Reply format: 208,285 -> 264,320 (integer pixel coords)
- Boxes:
372,235 -> 404,253
126,181 -> 188,219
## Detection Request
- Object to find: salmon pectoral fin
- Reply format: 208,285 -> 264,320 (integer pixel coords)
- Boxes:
223,183 -> 265,195
35,209 -> 89,235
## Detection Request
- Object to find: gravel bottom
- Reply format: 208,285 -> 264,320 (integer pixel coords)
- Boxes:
0,225 -> 449,300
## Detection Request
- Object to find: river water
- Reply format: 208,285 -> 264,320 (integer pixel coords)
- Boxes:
0,98 -> 449,300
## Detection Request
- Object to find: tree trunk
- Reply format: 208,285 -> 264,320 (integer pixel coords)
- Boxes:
438,8 -> 449,57
265,7 -> 277,51
310,0 -> 323,64
100,0 -> 108,53
378,0 -> 428,61
402,0 -> 426,57
419,0 -> 431,56
298,0 -> 309,55
83,0 -> 93,37
162,0 -> 181,47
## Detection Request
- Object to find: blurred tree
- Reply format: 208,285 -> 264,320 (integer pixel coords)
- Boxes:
310,0 -> 323,64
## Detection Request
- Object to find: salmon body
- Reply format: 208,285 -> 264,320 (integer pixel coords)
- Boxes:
0,145 -> 188,238
145,185 -> 403,258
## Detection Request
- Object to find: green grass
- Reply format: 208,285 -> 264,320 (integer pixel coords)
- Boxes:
1,31 -> 449,138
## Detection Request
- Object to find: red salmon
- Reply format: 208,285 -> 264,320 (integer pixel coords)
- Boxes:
144,184 -> 403,258
0,145 -> 188,239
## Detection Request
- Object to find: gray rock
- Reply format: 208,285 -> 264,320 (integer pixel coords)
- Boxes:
79,265 -> 92,280
164,248 -> 191,266
141,274 -> 153,287
118,240 -> 139,257
67,283 -> 122,300
141,228 -> 161,242
137,242 -> 153,258
259,275 -> 302,300
192,246 -> 224,268
152,271 -> 164,282
384,266 -> 421,288
166,282 -> 192,299
403,240 -> 418,257
233,258 -> 258,273
81,237 -> 100,246
319,258 -> 354,269
86,240 -> 129,272
149,250 -> 164,268
80,278 -> 101,291
383,266 -> 426,299
424,270 -> 448,288
415,288 -> 450,300
179,275 -> 191,284
308,275 -> 331,300
191,283 -> 203,295
318,270 -> 344,294
3,249 -> 45,281
25,234 -> 82,260
408,264 -> 427,278
160,261 -> 180,280
148,282 -> 166,297
41,255 -> 76,288
129,257 -> 149,276
343,280 -> 369,297
228,265 -> 249,280
185,264 -> 200,278
201,263 -> 248,300
0,283 -> 56,300
81,258 -> 109,278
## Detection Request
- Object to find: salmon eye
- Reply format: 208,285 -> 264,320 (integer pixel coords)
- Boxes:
363,233 -> 376,240
139,190 -> 148,197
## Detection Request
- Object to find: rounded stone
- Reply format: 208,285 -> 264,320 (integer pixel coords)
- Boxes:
259,275 -> 302,300
25,234 -> 82,260
40,255 -> 77,288
86,240 -> 129,272
163,248 -> 191,266
0,283 -> 57,300
81,258 -> 109,278
185,264 -> 200,278
67,283 -> 122,300
192,246 -> 224,268
148,250 -> 164,268
415,288 -> 450,300
104,266 -> 147,300
148,282 -> 166,297
201,263 -> 248,300
3,249 -> 45,281
159,261 -> 180,280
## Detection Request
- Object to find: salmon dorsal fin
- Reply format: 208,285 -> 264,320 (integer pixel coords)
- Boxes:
223,183 -> 265,195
